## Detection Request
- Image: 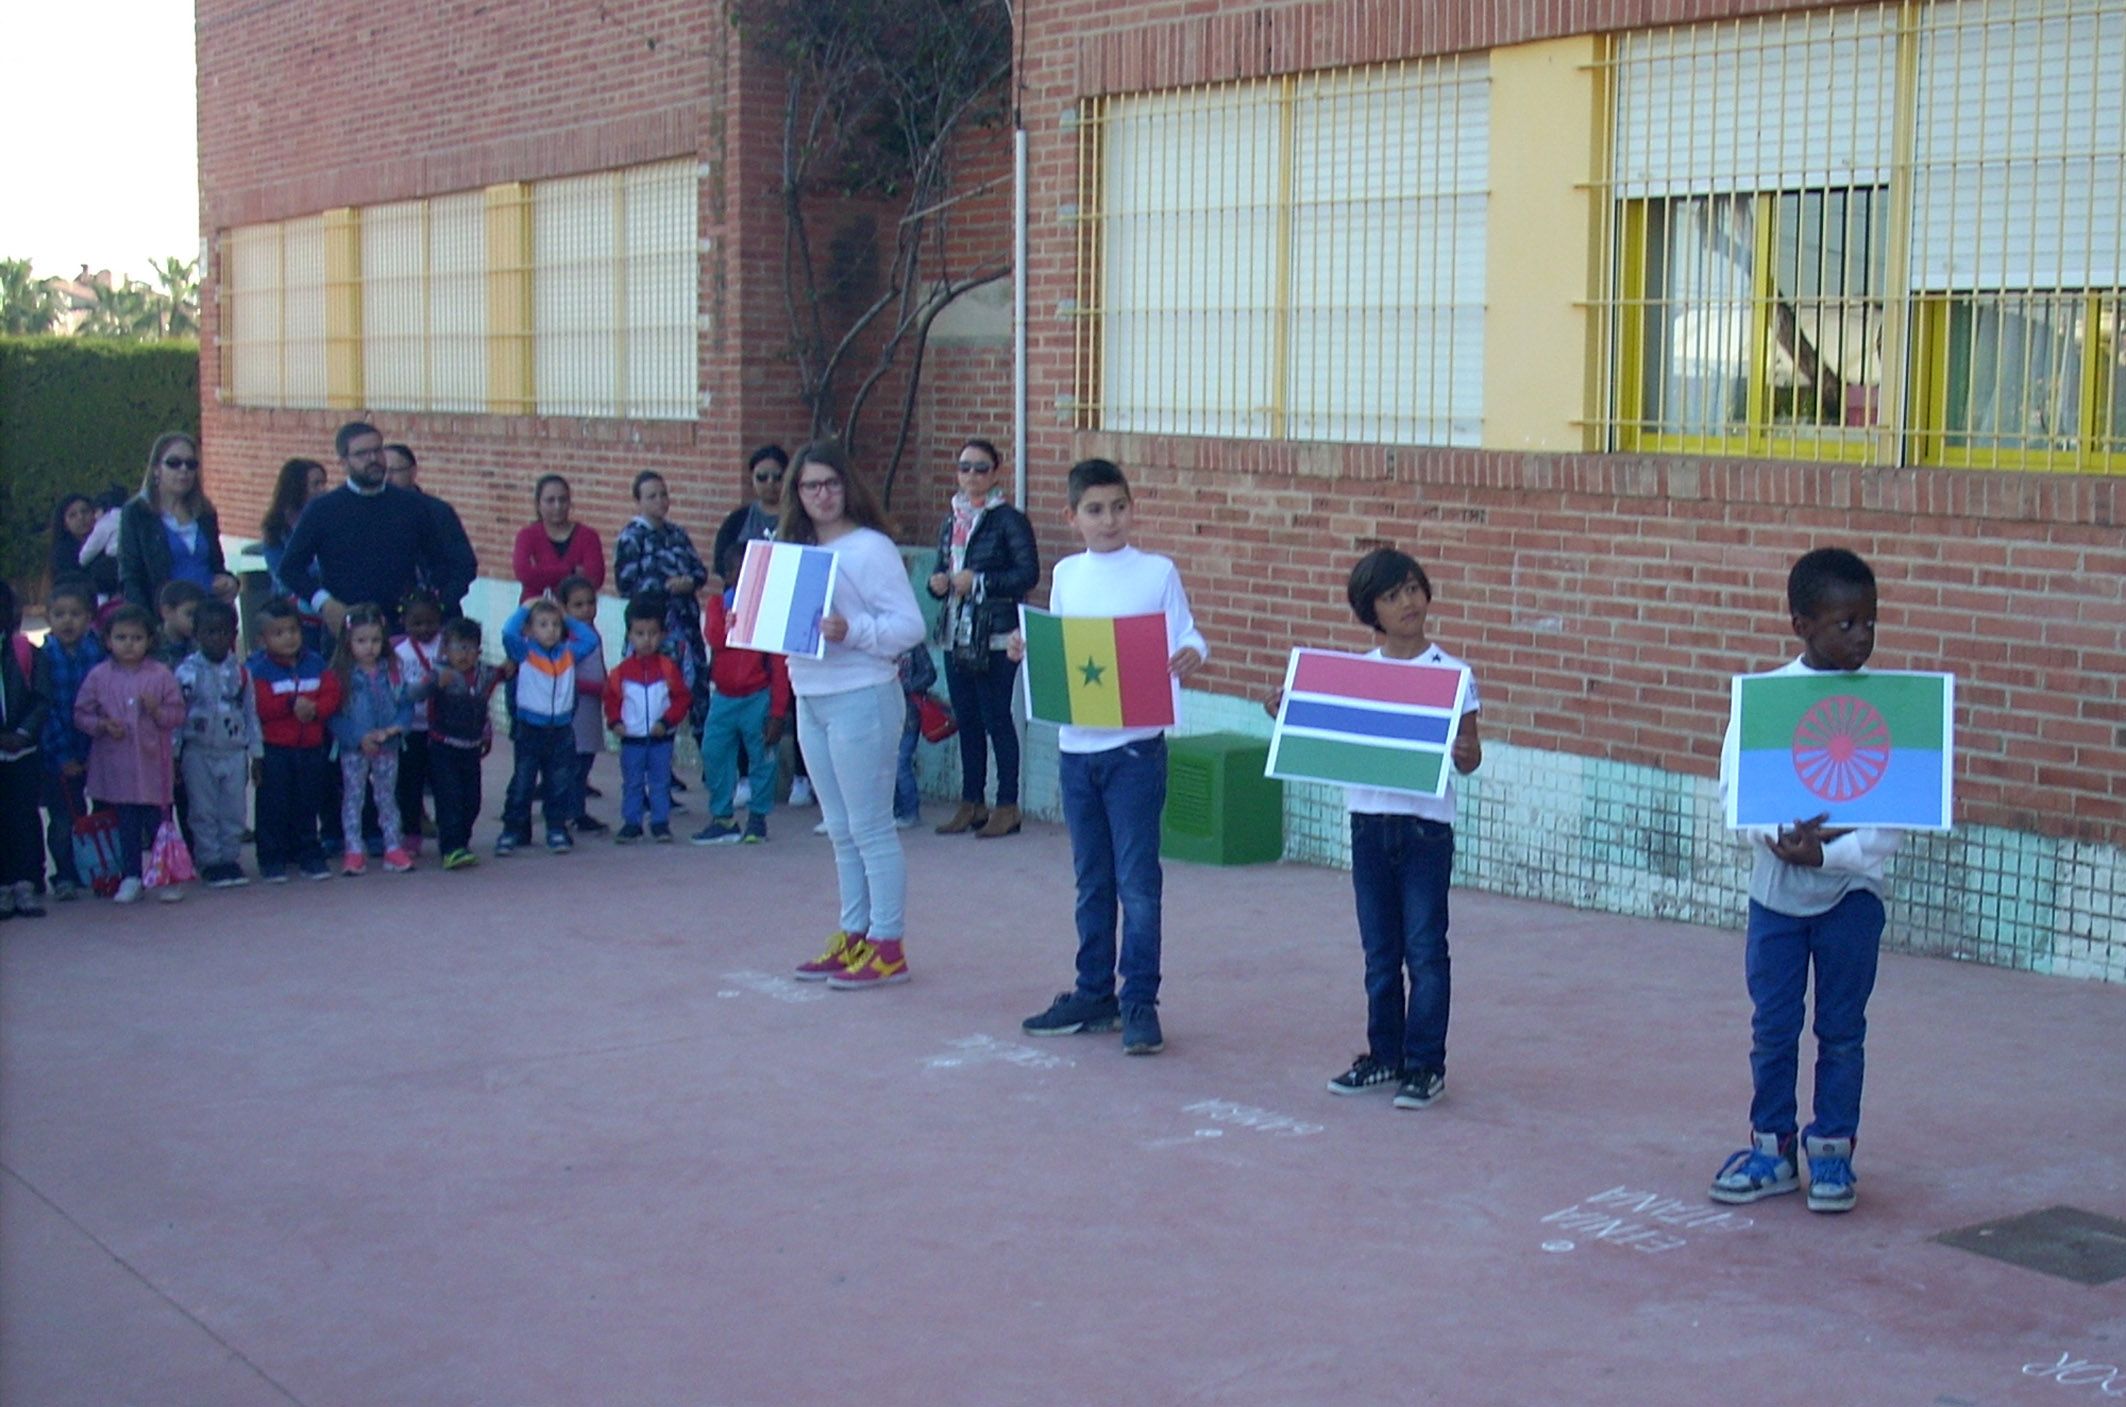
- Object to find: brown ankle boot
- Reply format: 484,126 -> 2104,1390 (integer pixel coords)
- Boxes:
976,804 -> 1022,838
935,802 -> 987,835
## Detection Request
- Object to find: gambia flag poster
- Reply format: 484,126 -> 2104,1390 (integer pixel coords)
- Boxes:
1729,670 -> 1955,831
1266,648 -> 1472,799
1020,607 -> 1176,728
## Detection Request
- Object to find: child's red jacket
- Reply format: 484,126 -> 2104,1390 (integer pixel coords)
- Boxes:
602,652 -> 692,739
248,648 -> 343,749
703,596 -> 792,717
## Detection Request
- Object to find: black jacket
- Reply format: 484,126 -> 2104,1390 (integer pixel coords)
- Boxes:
0,635 -> 50,750
926,502 -> 1039,606
118,497 -> 226,609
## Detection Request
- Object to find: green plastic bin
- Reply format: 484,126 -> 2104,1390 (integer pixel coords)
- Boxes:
1161,732 -> 1283,865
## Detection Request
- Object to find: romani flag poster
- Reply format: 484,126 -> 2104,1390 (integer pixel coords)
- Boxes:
727,540 -> 838,659
1728,670 -> 1955,831
1266,648 -> 1471,799
1019,607 -> 1175,728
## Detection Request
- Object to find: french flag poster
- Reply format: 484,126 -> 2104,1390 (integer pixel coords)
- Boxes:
727,540 -> 839,659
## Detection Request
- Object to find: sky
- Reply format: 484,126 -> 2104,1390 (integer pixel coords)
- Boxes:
5,2 -> 201,285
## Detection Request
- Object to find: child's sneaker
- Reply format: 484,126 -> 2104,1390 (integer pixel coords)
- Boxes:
1709,1131 -> 1800,1204
442,848 -> 479,871
51,879 -> 80,902
1121,1003 -> 1164,1055
812,818 -> 830,835
155,884 -> 185,904
545,830 -> 573,854
301,860 -> 333,882
494,832 -> 523,857
574,814 -> 609,835
733,779 -> 752,810
382,848 -> 414,873
12,883 -> 45,918
795,931 -> 867,981
691,819 -> 743,846
262,866 -> 291,884
113,877 -> 145,905
341,851 -> 366,877
788,776 -> 814,807
1804,1135 -> 1858,1213
1022,990 -> 1121,1036
1393,1068 -> 1444,1108
614,824 -> 644,845
650,823 -> 674,844
1328,1054 -> 1401,1095
741,815 -> 768,844
207,864 -> 250,889
829,945 -> 910,989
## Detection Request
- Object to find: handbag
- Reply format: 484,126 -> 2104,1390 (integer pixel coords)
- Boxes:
69,795 -> 123,898
915,693 -> 957,744
142,806 -> 197,889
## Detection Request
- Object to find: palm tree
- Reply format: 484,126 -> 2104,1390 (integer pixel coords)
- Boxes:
147,255 -> 199,338
0,257 -> 62,334
74,275 -> 165,339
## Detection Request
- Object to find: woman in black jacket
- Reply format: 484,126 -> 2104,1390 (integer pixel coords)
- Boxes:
118,432 -> 239,611
925,438 -> 1038,838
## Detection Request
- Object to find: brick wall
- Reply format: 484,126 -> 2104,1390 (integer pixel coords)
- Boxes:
1017,0 -> 2126,850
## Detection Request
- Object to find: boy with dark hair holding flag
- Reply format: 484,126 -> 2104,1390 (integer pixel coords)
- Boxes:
1711,546 -> 1899,1214
1013,458 -> 1205,1056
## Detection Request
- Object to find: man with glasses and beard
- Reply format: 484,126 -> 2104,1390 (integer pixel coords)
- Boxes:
274,422 -> 465,635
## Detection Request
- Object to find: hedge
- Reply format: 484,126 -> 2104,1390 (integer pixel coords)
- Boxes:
0,335 -> 201,600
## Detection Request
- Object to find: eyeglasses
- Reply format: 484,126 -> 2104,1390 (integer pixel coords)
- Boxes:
796,479 -> 843,497
753,469 -> 784,484
955,460 -> 996,474
161,457 -> 200,471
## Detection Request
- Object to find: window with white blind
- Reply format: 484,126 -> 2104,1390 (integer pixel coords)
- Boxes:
1610,8 -> 1897,457
533,158 -> 698,420
359,193 -> 488,414
1083,57 -> 1489,445
1912,0 -> 2124,467
220,217 -> 328,410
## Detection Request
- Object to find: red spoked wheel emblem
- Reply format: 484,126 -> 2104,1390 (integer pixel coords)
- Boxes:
1792,694 -> 1890,803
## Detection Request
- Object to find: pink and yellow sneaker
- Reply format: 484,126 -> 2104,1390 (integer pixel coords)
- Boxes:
828,944 -> 910,989
794,931 -> 867,981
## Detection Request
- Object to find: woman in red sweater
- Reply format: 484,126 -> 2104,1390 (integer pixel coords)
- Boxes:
513,475 -> 607,603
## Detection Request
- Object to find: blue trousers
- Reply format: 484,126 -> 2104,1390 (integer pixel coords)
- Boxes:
1350,813 -> 1454,1073
1745,891 -> 1884,1143
503,722 -> 577,839
256,744 -> 329,873
1060,736 -> 1166,1007
619,738 -> 675,827
944,653 -> 1021,805
894,698 -> 921,821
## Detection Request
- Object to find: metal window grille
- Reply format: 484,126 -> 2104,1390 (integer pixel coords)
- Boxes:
219,217 -> 327,410
427,192 -> 489,414
359,192 -> 489,414
1602,0 -> 2125,474
1077,57 -> 1489,444
533,158 -> 697,420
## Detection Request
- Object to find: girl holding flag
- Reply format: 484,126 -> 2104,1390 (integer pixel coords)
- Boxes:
779,442 -> 928,989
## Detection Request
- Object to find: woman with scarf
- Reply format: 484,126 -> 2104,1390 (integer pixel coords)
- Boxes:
925,438 -> 1038,838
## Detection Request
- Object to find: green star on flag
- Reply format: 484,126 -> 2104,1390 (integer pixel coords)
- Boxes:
1080,657 -> 1106,686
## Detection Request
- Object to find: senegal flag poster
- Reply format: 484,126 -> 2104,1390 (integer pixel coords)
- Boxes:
1729,670 -> 1955,831
1019,607 -> 1176,729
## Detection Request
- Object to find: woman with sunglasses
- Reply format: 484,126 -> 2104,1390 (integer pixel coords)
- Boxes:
782,442 -> 927,989
513,474 -> 607,604
118,432 -> 239,611
926,438 -> 1038,838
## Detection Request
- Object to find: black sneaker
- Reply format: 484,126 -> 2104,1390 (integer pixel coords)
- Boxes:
1121,1002 -> 1164,1055
650,823 -> 674,844
1393,1068 -> 1445,1109
574,814 -> 609,835
1022,990 -> 1121,1036
614,824 -> 644,845
1328,1054 -> 1401,1095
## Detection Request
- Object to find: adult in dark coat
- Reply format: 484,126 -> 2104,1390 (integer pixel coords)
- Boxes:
384,443 -> 479,613
117,432 -> 240,610
276,423 -> 464,634
924,438 -> 1038,839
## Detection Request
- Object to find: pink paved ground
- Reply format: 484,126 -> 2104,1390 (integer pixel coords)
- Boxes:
4,755 -> 2124,1406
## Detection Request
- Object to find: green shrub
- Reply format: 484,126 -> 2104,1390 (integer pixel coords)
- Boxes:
0,336 -> 201,600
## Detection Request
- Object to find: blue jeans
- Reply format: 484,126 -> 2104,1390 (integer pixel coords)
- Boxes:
702,690 -> 778,820
256,744 -> 329,873
619,738 -> 675,827
1745,891 -> 1884,1143
1059,736 -> 1166,1007
945,653 -> 1021,805
503,722 -> 577,839
797,679 -> 906,940
113,803 -> 160,881
894,698 -> 921,821
1349,814 -> 1454,1072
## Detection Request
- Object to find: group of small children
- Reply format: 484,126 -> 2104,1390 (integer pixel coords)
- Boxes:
5,457 -> 1900,1217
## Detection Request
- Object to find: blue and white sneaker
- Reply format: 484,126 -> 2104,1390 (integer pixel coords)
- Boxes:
1709,1131 -> 1800,1204
1804,1135 -> 1858,1213
494,831 -> 523,857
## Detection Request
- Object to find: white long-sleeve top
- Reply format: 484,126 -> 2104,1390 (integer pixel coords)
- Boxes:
784,527 -> 927,698
1719,654 -> 1902,916
1046,544 -> 1207,754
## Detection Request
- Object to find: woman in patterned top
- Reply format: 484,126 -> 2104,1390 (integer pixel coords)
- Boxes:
612,470 -> 709,687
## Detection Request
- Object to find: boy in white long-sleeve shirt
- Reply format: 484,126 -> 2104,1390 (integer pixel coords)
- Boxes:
1016,458 -> 1205,1056
1710,547 -> 1899,1215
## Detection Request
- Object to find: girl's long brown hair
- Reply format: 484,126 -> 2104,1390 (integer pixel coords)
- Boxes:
777,440 -> 893,545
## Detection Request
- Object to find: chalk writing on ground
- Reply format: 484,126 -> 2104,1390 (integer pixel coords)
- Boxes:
720,970 -> 829,1004
1537,1185 -> 1756,1255
1181,1099 -> 1324,1138
2024,1353 -> 2126,1398
923,1035 -> 1074,1071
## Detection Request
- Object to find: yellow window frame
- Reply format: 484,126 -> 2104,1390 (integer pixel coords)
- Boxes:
1912,293 -> 2125,475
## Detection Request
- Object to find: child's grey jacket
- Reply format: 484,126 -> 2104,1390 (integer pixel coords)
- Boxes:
175,651 -> 261,757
